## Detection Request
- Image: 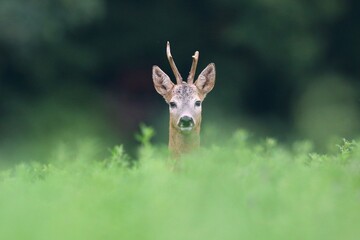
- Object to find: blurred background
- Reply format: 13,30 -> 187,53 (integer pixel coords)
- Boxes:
0,0 -> 359,165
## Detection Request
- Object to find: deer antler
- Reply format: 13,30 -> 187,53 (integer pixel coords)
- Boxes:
166,41 -> 183,84
187,51 -> 199,84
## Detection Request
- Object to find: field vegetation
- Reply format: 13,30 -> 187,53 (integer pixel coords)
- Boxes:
0,127 -> 359,240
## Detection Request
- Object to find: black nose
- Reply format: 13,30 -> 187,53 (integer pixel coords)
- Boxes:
179,116 -> 194,127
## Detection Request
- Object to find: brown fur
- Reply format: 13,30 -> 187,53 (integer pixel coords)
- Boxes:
152,43 -> 216,158
169,112 -> 201,158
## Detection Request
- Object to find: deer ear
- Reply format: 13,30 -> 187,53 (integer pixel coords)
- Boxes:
152,66 -> 174,96
195,63 -> 216,96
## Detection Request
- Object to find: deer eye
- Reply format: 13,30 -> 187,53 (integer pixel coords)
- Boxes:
169,102 -> 177,108
195,101 -> 201,107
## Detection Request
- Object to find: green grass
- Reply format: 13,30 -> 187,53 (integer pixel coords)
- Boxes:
0,129 -> 359,240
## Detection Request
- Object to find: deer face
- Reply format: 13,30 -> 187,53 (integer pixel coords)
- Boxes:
152,42 -> 215,135
168,83 -> 202,133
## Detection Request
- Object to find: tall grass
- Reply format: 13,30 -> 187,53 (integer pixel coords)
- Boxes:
0,129 -> 359,240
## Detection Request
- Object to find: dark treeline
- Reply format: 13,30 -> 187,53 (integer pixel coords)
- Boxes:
0,0 -> 359,162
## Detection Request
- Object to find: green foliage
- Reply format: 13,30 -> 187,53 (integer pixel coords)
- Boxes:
105,145 -> 131,168
135,123 -> 155,147
337,138 -> 358,162
0,131 -> 359,240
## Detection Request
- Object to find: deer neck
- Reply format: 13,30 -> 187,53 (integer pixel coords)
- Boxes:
169,121 -> 201,158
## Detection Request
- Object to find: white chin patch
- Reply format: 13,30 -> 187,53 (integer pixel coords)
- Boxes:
180,126 -> 193,133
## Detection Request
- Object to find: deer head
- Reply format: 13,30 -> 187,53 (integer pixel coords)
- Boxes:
152,42 -> 216,157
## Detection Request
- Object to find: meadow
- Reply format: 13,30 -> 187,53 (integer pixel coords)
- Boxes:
0,128 -> 359,240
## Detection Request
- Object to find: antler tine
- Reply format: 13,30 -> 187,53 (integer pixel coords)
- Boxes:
166,41 -> 183,84
187,51 -> 199,84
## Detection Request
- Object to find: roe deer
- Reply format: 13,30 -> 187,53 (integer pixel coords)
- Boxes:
152,42 -> 216,158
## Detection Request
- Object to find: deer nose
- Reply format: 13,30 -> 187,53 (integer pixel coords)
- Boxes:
179,116 -> 194,128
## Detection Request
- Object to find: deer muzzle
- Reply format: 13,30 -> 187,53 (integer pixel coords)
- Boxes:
178,115 -> 195,133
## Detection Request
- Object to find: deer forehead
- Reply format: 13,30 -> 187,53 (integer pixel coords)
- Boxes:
171,84 -> 200,102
